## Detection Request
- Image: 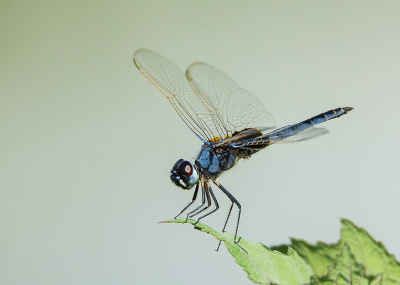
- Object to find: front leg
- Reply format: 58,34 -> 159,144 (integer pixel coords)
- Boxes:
174,183 -> 199,219
188,183 -> 212,219
193,184 -> 219,226
185,184 -> 206,222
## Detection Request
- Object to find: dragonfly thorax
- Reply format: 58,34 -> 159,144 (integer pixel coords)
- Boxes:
195,145 -> 244,180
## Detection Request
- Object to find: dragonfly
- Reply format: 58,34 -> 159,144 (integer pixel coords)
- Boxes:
133,49 -> 353,253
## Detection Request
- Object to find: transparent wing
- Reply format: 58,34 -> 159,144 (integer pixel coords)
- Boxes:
233,107 -> 353,148
269,127 -> 329,144
134,49 -> 225,142
187,62 -> 276,137
234,127 -> 329,148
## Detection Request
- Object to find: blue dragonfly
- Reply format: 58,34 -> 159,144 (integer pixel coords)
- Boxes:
133,49 -> 353,253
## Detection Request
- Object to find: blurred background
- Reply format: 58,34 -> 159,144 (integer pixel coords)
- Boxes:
1,1 -> 399,284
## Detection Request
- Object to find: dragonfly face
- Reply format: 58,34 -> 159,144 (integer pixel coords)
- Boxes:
133,49 -> 353,253
170,159 -> 199,190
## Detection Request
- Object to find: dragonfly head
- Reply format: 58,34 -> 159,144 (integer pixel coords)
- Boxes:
170,159 -> 199,190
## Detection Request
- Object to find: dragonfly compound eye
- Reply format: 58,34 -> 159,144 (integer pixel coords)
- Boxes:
177,161 -> 193,176
170,160 -> 198,190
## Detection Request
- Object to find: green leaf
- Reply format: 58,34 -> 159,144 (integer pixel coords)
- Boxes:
162,218 -> 400,285
340,219 -> 400,285
309,244 -> 383,285
288,239 -> 343,276
309,275 -> 382,285
271,238 -> 343,277
327,243 -> 371,284
161,218 -> 313,285
273,220 -> 400,284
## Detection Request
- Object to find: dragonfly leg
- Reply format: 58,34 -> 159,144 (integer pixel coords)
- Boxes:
213,180 -> 247,254
216,202 -> 234,251
193,185 -> 219,226
185,184 -> 206,222
174,183 -> 199,219
188,184 -> 212,219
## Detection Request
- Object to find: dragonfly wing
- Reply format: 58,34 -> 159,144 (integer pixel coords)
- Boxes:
231,126 -> 329,148
234,107 -> 353,148
187,62 -> 275,137
267,107 -> 353,144
269,127 -> 329,144
134,49 -> 220,142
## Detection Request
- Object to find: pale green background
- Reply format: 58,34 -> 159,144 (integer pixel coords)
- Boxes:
1,1 -> 399,284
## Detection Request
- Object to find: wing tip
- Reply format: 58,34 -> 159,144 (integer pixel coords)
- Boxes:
133,49 -> 148,69
186,70 -> 192,81
133,57 -> 141,69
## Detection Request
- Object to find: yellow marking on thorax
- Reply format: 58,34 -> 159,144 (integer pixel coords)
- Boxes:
210,136 -> 221,143
209,134 -> 232,143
